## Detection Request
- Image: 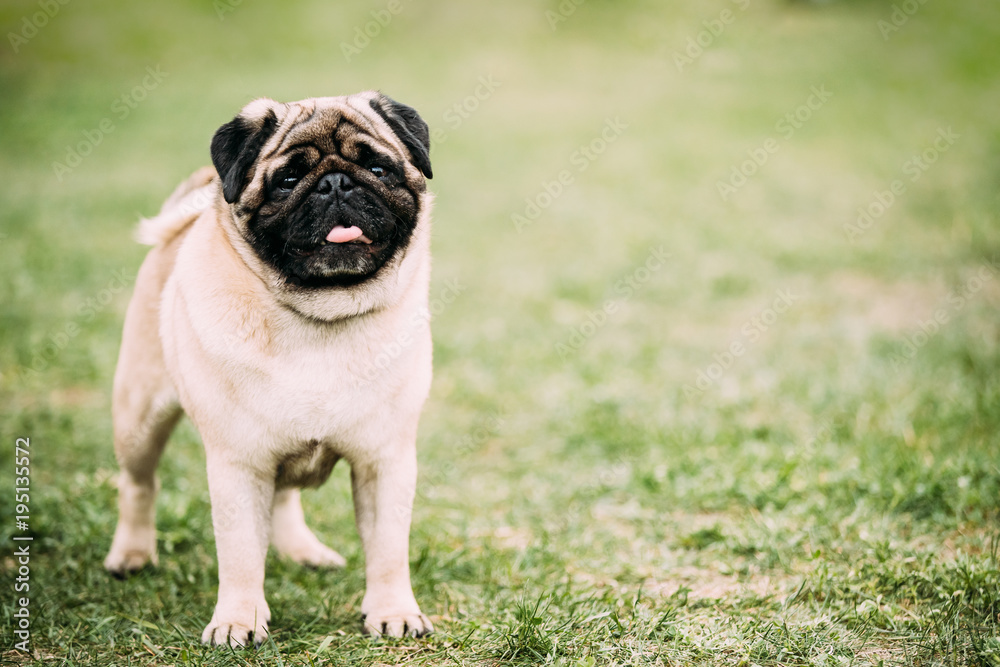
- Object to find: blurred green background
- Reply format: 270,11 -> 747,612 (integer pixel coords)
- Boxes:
2,1 -> 999,665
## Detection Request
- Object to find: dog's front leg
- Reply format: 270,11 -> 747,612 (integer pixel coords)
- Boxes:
201,453 -> 274,648
351,445 -> 432,638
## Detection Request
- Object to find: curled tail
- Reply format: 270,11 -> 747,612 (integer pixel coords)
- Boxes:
135,166 -> 218,246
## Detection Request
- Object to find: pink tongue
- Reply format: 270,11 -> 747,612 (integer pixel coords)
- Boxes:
326,225 -> 364,243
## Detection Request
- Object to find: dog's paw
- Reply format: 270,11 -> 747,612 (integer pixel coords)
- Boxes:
276,540 -> 346,569
104,546 -> 157,577
361,610 -> 433,638
202,603 -> 270,648
201,617 -> 269,648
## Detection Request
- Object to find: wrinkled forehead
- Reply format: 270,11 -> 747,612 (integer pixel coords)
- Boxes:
261,93 -> 408,164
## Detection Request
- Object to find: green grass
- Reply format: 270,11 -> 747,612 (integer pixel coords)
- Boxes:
2,0 -> 1000,664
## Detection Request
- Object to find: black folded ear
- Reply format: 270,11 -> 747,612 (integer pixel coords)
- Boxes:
210,101 -> 280,204
369,94 -> 433,179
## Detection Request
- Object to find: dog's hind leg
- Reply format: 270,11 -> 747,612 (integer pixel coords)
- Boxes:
105,395 -> 181,575
105,243 -> 184,576
271,488 -> 346,568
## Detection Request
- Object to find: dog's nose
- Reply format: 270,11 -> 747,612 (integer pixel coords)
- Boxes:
316,172 -> 354,195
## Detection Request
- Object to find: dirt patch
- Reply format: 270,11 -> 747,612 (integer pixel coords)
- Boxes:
827,271 -> 949,340
827,266 -> 1000,346
643,567 -> 796,602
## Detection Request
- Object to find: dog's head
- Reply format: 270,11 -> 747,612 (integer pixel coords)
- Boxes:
210,92 -> 432,289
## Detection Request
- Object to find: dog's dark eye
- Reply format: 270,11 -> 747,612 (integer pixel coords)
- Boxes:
273,159 -> 310,193
369,166 -> 386,178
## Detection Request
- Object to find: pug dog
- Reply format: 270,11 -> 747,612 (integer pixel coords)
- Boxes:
103,92 -> 435,647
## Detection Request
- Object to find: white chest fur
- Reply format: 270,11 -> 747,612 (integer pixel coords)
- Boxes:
159,210 -> 433,482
